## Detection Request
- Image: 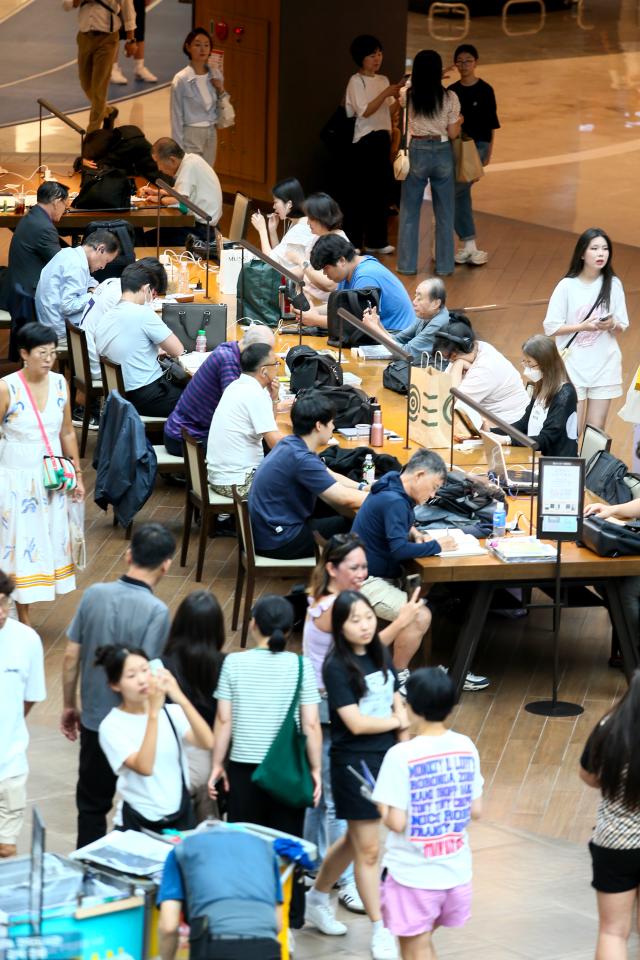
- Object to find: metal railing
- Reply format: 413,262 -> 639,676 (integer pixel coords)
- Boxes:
37,98 -> 86,174
155,179 -> 212,297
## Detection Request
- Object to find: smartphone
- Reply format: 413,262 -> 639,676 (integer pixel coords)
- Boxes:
148,658 -> 163,676
405,573 -> 421,593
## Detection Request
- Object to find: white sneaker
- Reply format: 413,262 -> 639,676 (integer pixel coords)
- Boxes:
371,925 -> 398,959
470,248 -> 488,265
463,671 -> 490,691
455,247 -> 472,264
338,882 -> 365,914
305,895 -> 348,936
287,928 -> 295,956
135,64 -> 158,82
110,64 -> 128,84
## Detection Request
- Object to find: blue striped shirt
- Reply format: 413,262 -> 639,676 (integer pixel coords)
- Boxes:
164,339 -> 241,443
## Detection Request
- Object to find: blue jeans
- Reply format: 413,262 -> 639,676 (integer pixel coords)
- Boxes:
455,140 -> 490,241
397,139 -> 455,276
303,721 -> 354,886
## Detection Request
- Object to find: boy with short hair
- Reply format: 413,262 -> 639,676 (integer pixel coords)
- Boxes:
372,667 -> 483,958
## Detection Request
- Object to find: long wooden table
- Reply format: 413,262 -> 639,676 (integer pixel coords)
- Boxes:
0,204 -> 194,232
413,525 -> 639,701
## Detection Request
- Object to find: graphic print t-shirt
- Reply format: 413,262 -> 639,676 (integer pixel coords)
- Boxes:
323,649 -> 398,760
372,730 -> 483,889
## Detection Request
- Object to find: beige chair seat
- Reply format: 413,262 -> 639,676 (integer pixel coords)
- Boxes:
140,415 -> 167,426
254,555 -> 316,568
0,309 -> 11,327
208,490 -> 233,507
153,447 -> 184,468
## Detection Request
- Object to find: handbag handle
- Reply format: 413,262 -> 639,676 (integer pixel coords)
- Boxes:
178,308 -> 211,340
400,100 -> 409,150
18,371 -> 56,458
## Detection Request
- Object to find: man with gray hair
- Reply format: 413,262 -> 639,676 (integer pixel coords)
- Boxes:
362,277 -> 450,364
353,449 -> 490,692
163,325 -> 276,455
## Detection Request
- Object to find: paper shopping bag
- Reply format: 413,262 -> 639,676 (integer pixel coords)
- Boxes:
452,135 -> 484,183
409,365 -> 455,449
219,247 -> 256,295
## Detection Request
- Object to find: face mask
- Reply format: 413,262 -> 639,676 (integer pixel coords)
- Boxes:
523,366 -> 542,383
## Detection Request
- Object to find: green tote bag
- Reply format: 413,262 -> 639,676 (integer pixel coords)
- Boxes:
252,655 -> 314,808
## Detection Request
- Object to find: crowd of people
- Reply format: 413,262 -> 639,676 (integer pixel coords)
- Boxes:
1,16 -> 639,960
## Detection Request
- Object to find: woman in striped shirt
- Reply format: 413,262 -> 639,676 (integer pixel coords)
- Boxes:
209,595 -> 322,930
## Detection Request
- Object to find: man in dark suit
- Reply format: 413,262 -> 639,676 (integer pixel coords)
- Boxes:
6,181 -> 69,296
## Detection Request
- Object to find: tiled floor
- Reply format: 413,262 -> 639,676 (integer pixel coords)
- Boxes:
2,3 -> 640,956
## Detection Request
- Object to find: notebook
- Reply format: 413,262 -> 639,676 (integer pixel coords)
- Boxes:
479,430 -> 538,494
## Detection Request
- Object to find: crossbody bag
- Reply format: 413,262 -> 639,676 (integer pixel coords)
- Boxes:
121,706 -> 196,833
18,372 -> 77,492
558,298 -> 600,361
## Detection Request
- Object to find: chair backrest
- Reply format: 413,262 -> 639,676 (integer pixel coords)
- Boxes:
100,355 -> 126,396
231,485 -> 256,567
580,424 -> 612,465
65,320 -> 90,389
228,193 -> 251,242
182,429 -> 208,503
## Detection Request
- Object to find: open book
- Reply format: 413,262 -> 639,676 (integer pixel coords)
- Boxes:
425,528 -> 487,558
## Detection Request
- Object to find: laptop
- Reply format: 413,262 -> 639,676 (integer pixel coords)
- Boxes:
479,430 -> 539,493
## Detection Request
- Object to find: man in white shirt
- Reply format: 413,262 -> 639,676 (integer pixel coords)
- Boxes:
64,0 -> 137,132
207,342 -> 284,497
95,260 -> 185,416
35,230 -> 120,341
0,570 -> 46,858
141,138 -> 223,245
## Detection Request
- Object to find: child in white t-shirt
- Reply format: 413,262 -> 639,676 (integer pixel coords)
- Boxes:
372,667 -> 483,959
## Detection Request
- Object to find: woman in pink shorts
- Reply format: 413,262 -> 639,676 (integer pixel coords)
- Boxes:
372,667 -> 483,958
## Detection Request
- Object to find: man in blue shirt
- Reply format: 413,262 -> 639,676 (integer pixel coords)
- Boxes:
35,229 -> 120,340
310,234 -> 414,332
249,391 -> 367,559
157,827 -> 283,960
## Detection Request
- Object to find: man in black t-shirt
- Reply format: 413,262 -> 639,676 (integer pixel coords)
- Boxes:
448,44 -> 500,267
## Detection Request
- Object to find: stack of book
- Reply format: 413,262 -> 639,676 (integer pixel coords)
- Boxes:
488,536 -> 557,563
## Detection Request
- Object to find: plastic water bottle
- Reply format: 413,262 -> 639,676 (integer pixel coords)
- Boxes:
179,261 -> 190,294
492,506 -> 507,539
195,329 -> 207,353
362,454 -> 375,486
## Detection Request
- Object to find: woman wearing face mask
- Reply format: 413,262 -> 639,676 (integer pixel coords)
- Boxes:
250,177 -> 314,270
305,590 -> 408,960
543,227 -> 628,433
303,534 -> 423,915
486,335 -> 578,457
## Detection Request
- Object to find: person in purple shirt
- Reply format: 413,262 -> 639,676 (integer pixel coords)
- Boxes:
163,325 -> 275,455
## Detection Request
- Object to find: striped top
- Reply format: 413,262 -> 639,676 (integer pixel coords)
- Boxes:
164,340 -> 241,444
215,649 -> 320,764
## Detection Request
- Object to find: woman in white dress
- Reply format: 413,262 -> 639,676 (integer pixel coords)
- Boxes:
544,227 -> 628,433
250,177 -> 314,271
0,323 -> 84,625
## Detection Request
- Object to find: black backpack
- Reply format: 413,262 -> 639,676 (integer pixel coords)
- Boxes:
414,471 -> 505,537
585,450 -> 638,504
327,287 -> 380,348
319,445 -> 401,481
84,218 -> 136,283
382,359 -> 411,395
297,384 -> 375,428
286,345 -> 343,393
72,166 -> 134,210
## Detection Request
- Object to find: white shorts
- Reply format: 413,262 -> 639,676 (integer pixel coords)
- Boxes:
0,773 -> 27,844
575,384 -> 622,401
360,576 -> 408,622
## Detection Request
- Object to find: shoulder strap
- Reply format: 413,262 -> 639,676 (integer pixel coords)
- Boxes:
285,655 -> 305,721
18,371 -> 55,458
163,705 -> 188,791
562,297 -> 600,352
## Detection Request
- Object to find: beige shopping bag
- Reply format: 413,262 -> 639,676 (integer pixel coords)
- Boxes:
408,365 -> 456,449
452,135 -> 484,183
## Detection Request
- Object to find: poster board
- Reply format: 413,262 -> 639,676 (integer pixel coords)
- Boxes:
536,457 -> 585,541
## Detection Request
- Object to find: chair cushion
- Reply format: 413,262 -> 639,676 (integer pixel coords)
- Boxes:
254,555 -> 316,568
208,491 -> 233,506
141,416 -> 167,425
0,309 -> 11,325
153,446 -> 184,467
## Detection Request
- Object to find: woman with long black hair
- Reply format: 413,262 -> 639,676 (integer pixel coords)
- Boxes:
305,590 -> 407,960
544,227 -> 628,433
162,590 -> 225,819
250,177 -> 314,269
397,49 -> 463,278
580,671 -> 640,960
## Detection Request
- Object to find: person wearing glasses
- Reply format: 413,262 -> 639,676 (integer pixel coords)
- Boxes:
5,182 -> 69,299
485,335 -> 578,457
448,44 -> 500,266
206,342 -> 284,498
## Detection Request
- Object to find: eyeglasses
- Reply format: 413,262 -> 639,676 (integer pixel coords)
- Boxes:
455,59 -> 475,66
262,360 -> 280,368
32,349 -> 58,359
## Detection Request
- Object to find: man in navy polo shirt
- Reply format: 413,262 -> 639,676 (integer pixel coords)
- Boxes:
248,391 -> 367,560
310,234 -> 414,332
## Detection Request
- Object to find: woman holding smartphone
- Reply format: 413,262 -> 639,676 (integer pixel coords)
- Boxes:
305,590 -> 408,960
544,227 -> 628,433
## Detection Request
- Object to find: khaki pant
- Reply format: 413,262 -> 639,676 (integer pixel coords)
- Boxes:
77,30 -> 119,132
184,125 -> 218,167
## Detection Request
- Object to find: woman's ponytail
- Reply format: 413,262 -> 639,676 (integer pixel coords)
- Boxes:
252,595 -> 293,654
268,628 -> 287,654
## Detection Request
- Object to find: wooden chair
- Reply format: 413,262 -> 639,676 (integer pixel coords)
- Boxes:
65,320 -> 104,457
180,429 -> 234,582
99,356 -> 167,434
231,485 -> 316,647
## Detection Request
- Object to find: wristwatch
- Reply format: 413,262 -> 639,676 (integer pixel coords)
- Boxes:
302,259 -> 310,270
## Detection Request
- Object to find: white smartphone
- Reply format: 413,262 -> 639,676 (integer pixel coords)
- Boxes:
148,658 -> 163,676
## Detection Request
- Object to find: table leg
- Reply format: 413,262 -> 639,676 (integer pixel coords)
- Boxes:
448,582 -> 494,701
602,579 -> 639,681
